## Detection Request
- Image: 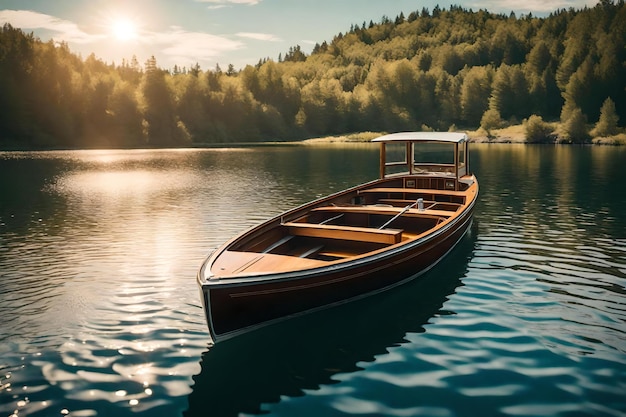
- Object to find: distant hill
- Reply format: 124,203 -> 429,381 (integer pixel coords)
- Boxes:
1,1 -> 624,148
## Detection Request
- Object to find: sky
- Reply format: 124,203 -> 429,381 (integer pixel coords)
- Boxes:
0,0 -> 598,71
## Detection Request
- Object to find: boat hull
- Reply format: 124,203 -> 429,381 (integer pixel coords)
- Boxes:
198,199 -> 474,342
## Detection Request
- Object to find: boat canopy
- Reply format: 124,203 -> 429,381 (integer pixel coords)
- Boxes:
373,132 -> 471,183
372,132 -> 468,143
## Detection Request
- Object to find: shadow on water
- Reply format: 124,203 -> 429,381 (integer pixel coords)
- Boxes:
184,223 -> 477,417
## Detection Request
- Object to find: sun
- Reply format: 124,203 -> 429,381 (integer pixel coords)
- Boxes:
111,18 -> 137,41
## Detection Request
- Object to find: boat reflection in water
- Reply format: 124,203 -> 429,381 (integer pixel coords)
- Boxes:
185,226 -> 475,417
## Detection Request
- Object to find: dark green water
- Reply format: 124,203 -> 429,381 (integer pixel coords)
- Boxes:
1,144 -> 625,416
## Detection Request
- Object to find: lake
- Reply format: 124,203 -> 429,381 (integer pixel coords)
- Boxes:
1,143 -> 625,417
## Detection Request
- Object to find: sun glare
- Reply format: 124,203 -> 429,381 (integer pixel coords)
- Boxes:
111,18 -> 137,41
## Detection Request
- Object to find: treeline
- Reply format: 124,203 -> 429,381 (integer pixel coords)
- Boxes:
0,1 -> 625,148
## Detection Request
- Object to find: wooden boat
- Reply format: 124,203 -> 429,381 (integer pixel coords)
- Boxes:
197,132 -> 478,342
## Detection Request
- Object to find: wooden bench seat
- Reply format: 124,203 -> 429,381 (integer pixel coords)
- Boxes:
283,222 -> 403,245
311,205 -> 454,219
359,187 -> 468,197
377,199 -> 461,211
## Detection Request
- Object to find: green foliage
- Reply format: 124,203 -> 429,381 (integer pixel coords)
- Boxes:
460,66 -> 493,126
489,64 -> 530,120
561,107 -> 589,143
524,115 -> 554,143
591,97 -> 620,137
0,1 -> 625,148
142,56 -> 185,146
481,109 -> 503,137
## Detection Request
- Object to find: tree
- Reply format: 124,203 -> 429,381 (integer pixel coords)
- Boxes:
481,108 -> 503,137
528,67 -> 562,118
527,40 -> 553,74
299,78 -> 345,135
489,64 -> 530,121
141,56 -> 185,146
556,11 -> 592,90
561,107 -> 588,143
226,64 -> 237,76
0,24 -> 36,144
190,62 -> 201,77
415,51 -> 432,71
108,81 -> 144,146
176,73 -> 213,141
561,56 -> 598,120
82,75 -> 114,146
460,66 -> 492,126
434,69 -> 460,127
436,44 -> 463,75
524,115 -> 553,143
246,61 -> 301,127
591,97 -> 619,137
489,25 -> 527,66
283,45 -> 307,62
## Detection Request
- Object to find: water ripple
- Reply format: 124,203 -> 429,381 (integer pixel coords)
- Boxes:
2,146 -> 626,416
257,204 -> 626,416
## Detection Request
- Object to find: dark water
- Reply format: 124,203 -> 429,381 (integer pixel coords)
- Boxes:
1,144 -> 625,417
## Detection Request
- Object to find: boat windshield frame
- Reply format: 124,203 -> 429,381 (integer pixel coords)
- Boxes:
373,132 -> 470,182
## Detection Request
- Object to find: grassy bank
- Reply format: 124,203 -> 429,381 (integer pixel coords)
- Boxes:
303,126 -> 626,145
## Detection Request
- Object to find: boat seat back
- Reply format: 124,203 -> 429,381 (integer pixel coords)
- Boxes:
283,222 -> 403,245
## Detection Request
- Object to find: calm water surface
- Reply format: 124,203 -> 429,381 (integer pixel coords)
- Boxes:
1,144 -> 625,417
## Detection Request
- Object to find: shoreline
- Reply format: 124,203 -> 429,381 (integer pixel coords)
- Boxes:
301,127 -> 626,146
2,128 -> 625,151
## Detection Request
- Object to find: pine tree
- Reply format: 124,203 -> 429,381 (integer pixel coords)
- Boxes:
561,107 -> 589,143
591,97 -> 619,136
141,56 -> 183,146
490,64 -> 529,120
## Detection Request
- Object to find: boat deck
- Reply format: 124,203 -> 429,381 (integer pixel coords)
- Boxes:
210,250 -> 329,277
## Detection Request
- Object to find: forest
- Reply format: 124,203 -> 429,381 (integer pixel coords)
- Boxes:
0,1 -> 624,148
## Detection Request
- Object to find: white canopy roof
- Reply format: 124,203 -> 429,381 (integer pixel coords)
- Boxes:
372,132 -> 468,143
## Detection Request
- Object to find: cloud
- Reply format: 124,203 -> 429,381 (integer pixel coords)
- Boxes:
236,32 -> 281,42
149,26 -> 245,64
0,10 -> 245,67
466,0 -> 597,13
0,9 -> 102,44
195,0 -> 262,5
